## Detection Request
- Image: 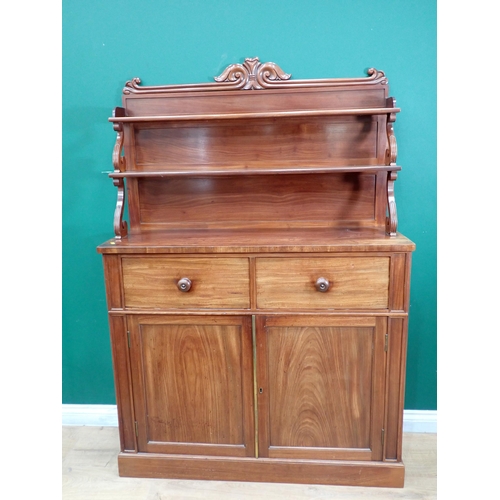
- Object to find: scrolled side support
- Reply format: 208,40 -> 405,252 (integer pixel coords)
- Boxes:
113,177 -> 128,239
386,122 -> 397,165
386,171 -> 398,236
112,107 -> 128,239
385,97 -> 398,165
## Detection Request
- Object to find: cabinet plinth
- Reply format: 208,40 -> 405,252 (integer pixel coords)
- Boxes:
98,58 -> 415,488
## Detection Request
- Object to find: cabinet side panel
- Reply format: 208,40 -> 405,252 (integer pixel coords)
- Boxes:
102,255 -> 123,309
370,316 -> 387,461
256,316 -> 270,458
404,253 -> 413,312
385,317 -> 406,461
389,254 -> 406,311
109,315 -> 136,452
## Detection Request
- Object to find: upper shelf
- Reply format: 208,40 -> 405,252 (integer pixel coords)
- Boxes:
108,163 -> 401,178
108,107 -> 400,124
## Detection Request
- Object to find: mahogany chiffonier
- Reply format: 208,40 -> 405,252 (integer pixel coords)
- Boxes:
97,57 -> 415,488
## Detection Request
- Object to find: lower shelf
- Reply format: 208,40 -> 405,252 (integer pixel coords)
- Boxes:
118,452 -> 405,488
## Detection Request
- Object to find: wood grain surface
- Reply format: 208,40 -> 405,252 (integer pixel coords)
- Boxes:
257,315 -> 385,462
128,315 -> 254,457
122,257 -> 250,309
142,324 -> 244,444
267,325 -> 373,449
98,228 -> 416,254
123,86 -> 389,119
256,256 -> 390,309
137,173 -> 377,229
134,116 -> 379,168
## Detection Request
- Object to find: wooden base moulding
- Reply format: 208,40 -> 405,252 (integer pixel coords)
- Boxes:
117,453 -> 405,488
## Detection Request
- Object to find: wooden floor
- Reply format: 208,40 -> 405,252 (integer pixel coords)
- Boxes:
62,426 -> 436,499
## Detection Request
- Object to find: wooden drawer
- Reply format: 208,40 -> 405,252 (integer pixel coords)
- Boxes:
122,257 -> 250,309
256,257 -> 390,309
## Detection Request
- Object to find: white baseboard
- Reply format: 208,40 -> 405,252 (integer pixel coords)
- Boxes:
62,405 -> 437,433
62,404 -> 119,427
402,409 -> 437,433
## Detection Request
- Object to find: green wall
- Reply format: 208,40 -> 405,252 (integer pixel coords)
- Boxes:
62,0 -> 436,409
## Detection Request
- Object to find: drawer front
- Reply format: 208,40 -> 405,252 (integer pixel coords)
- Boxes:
122,257 -> 250,309
256,257 -> 389,309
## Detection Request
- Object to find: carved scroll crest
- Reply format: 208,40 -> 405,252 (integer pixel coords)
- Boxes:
122,58 -> 388,94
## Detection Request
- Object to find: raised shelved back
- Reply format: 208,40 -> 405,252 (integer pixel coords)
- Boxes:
109,58 -> 399,235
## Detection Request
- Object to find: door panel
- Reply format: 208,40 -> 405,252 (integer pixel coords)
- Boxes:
128,315 -> 254,457
257,316 -> 386,461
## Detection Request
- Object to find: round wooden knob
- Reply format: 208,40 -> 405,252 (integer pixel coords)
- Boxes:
315,277 -> 330,292
177,277 -> 192,292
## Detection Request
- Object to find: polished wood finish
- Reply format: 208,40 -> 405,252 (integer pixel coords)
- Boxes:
98,228 -> 415,254
107,58 -> 402,238
259,316 -> 385,461
98,58 -> 415,487
108,315 -> 135,452
121,256 -> 250,309
128,315 -> 254,457
117,453 -> 405,487
132,117 -> 380,168
255,256 -> 390,309
110,108 -> 401,122
134,173 -> 380,231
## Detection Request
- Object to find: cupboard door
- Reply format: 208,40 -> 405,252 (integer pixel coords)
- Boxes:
128,315 -> 255,457
256,316 -> 386,461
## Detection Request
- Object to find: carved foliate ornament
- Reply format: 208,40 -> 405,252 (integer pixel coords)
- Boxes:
214,57 -> 291,90
122,57 -> 388,94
